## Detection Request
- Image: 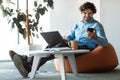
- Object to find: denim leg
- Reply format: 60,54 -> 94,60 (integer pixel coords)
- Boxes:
37,54 -> 55,70
27,54 -> 55,70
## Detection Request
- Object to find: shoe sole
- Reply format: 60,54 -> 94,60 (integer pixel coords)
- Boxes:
13,55 -> 28,78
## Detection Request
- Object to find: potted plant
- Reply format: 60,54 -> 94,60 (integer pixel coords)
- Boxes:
0,0 -> 54,45
0,0 -> 54,54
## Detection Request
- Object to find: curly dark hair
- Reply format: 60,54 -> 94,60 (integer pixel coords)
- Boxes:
79,2 -> 97,14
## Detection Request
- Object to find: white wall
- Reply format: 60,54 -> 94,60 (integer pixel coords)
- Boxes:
100,0 -> 120,63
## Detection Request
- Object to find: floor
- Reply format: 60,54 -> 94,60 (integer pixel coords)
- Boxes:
0,60 -> 120,80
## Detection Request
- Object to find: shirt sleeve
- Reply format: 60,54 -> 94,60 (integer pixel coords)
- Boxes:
93,23 -> 108,47
66,24 -> 78,41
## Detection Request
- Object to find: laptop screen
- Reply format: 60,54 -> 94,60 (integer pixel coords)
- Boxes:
40,31 -> 69,48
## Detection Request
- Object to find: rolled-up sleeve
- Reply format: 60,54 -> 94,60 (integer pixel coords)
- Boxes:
94,23 -> 108,47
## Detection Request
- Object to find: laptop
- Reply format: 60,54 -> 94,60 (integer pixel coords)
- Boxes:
40,31 -> 71,51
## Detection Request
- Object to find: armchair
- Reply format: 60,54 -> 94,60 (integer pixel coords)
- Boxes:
54,42 -> 118,73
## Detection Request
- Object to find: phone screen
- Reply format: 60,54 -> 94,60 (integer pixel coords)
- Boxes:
87,28 -> 94,32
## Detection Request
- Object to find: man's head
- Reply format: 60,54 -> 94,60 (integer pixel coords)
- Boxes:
79,2 -> 97,22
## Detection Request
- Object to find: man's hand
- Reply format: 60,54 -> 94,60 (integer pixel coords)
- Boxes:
86,29 -> 97,39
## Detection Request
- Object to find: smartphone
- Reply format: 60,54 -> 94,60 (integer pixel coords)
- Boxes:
87,28 -> 94,32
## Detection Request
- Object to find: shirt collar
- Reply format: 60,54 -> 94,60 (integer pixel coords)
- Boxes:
82,17 -> 94,23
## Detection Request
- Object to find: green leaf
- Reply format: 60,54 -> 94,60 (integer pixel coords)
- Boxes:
0,0 -> 3,5
47,0 -> 54,9
32,33 -> 35,37
13,18 -> 22,29
43,6 -> 48,12
3,9 -> 9,17
43,0 -> 48,2
31,26 -> 34,31
35,12 -> 40,21
40,27 -> 43,31
23,28 -> 26,39
34,1 -> 37,7
17,13 -> 26,22
11,22 -> 15,28
38,8 -> 45,15
35,26 -> 38,32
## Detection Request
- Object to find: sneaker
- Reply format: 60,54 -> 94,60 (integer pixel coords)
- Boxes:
9,50 -> 17,61
13,54 -> 31,78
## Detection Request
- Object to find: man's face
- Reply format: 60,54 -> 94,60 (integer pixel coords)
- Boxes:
82,9 -> 94,22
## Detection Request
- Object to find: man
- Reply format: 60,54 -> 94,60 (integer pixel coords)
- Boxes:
9,2 -> 108,78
